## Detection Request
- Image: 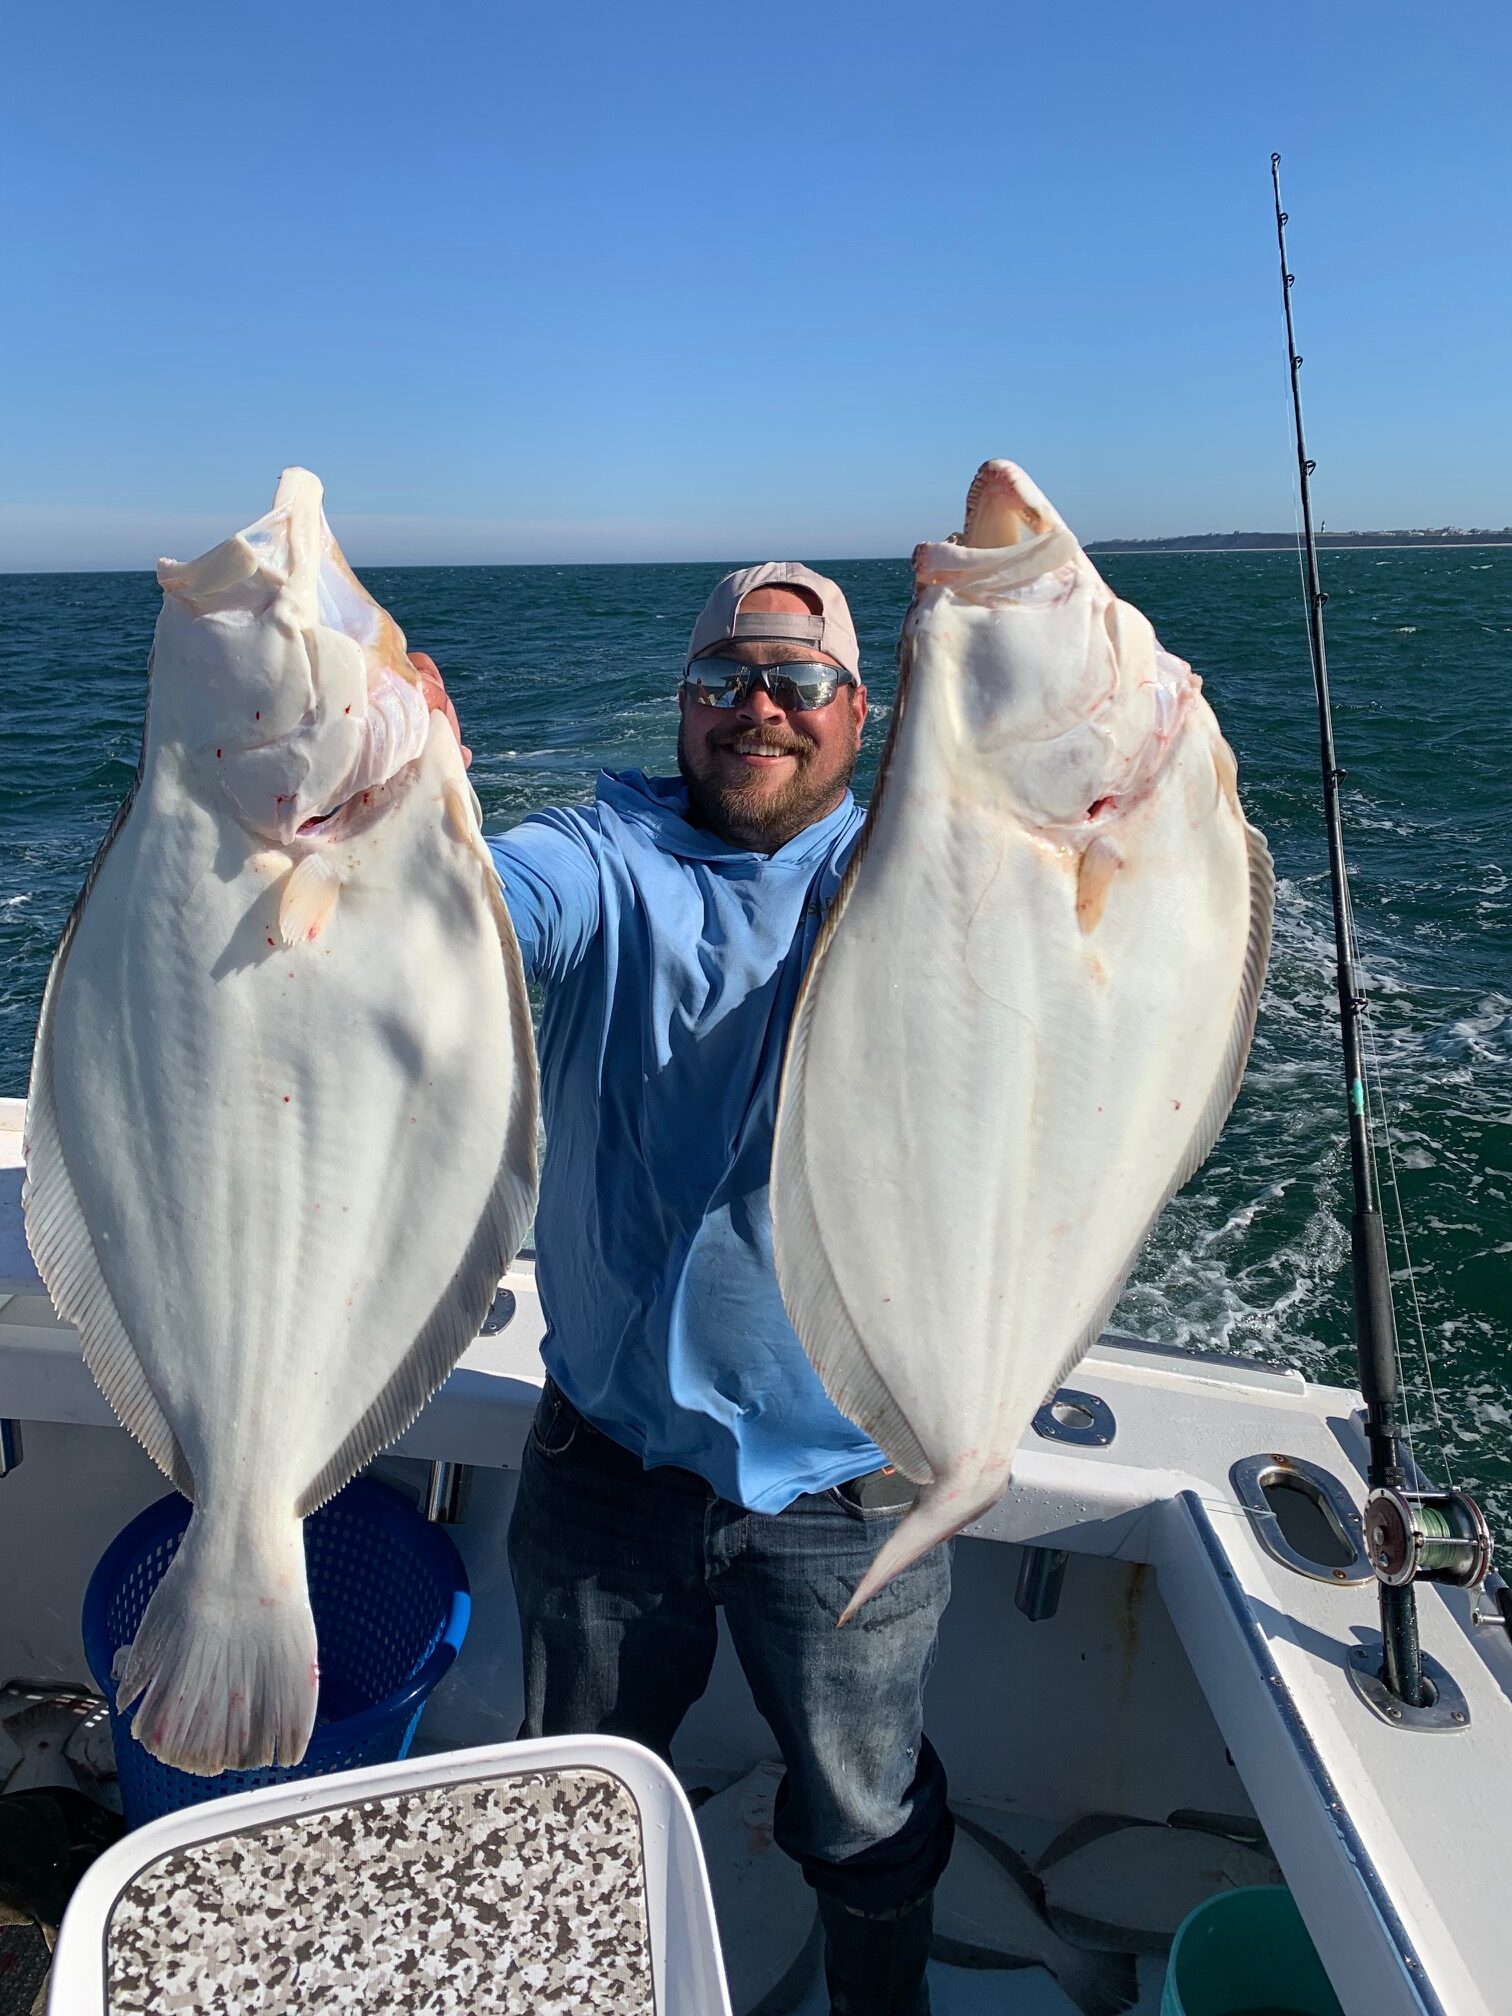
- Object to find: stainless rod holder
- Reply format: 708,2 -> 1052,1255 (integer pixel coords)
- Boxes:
425,1460 -> 470,1524
1014,1545 -> 1068,1623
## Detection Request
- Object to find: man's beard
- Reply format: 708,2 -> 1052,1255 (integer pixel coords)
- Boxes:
678,720 -> 858,852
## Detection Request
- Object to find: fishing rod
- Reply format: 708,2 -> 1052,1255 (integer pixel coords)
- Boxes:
1270,154 -> 1491,1715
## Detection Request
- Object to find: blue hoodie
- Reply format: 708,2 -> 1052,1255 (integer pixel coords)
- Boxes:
487,770 -> 885,1510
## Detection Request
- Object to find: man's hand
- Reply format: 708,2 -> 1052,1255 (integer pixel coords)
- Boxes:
409,650 -> 472,768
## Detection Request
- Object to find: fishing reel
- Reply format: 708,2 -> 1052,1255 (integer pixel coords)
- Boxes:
1363,1486 -> 1492,1591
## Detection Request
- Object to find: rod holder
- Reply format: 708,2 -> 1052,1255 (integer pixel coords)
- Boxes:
424,1460 -> 470,1524
1015,1545 -> 1068,1623
0,1420 -> 21,1476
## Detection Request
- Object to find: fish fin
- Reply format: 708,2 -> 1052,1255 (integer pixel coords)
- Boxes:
444,778 -> 482,843
952,1809 -> 1049,1900
1075,837 -> 1122,934
278,852 -> 344,946
1038,814 -> 1277,1408
1046,1904 -> 1170,1961
446,776 -> 519,944
1048,1946 -> 1140,2015
839,1468 -> 1002,1623
296,899 -> 540,1515
23,836 -> 193,1494
938,1813 -> 1141,2013
116,1506 -> 317,1774
1172,817 -> 1274,1192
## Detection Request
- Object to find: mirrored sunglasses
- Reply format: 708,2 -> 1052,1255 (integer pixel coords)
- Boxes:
680,657 -> 856,713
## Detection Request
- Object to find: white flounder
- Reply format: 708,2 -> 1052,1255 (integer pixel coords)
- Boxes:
24,470 -> 538,1773
773,460 -> 1273,1619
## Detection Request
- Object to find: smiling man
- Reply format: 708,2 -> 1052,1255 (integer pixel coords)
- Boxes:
463,564 -> 953,2015
677,571 -> 868,848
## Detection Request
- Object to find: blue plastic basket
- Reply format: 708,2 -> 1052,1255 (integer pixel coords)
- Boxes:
82,1476 -> 470,1827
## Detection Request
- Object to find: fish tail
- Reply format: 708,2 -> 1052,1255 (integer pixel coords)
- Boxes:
115,1506 -> 318,1776
1058,1945 -> 1140,2016
839,1468 -> 1006,1626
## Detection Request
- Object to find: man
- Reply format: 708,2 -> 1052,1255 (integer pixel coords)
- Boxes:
419,566 -> 952,2015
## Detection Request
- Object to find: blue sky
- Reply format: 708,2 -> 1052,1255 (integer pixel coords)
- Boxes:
3,1 -> 1508,569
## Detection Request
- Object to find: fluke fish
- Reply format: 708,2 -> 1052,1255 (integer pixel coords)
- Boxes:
24,470 -> 538,1773
772,460 -> 1273,1619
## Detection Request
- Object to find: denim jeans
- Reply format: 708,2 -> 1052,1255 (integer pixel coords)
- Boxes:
508,1379 -> 955,1914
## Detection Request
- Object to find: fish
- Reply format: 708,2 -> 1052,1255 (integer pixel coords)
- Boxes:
1034,1812 -> 1284,1954
932,1811 -> 1139,2015
772,460 -> 1272,1620
23,469 -> 538,1774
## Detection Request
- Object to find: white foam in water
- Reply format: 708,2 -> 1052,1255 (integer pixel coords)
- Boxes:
1441,995 -> 1512,1062
1116,867 -> 1504,1404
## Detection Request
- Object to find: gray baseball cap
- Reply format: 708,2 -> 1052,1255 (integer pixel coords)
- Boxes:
685,562 -> 860,678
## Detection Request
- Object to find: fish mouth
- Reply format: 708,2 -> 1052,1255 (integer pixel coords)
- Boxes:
910,460 -> 1082,595
293,761 -> 417,843
960,460 -> 1048,548
296,801 -> 351,837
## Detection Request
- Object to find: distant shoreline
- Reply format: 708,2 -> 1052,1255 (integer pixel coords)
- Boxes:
5,536 -> 1512,578
1087,534 -> 1512,554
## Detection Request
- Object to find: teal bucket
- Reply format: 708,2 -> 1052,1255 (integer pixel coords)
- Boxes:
1161,1887 -> 1345,2016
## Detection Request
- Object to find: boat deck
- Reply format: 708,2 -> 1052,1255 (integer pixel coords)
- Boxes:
4,1096 -> 1512,2015
684,1772 -> 1177,2016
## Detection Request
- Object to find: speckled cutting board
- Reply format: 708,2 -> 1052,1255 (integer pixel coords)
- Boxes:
105,1768 -> 654,2013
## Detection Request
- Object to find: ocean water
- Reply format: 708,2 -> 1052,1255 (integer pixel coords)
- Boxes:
1,550 -> 1508,1537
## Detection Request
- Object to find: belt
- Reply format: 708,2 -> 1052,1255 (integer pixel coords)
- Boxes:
833,1465 -> 919,1511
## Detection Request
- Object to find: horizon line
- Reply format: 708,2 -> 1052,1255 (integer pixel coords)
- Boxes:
7,538 -> 1512,579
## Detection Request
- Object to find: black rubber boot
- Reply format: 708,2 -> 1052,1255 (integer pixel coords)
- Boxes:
816,1890 -> 932,2016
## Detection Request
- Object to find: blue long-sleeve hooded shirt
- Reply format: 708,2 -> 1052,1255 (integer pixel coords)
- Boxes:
487,769 -> 885,1511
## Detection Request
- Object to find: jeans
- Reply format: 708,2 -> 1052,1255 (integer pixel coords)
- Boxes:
508,1378 -> 955,1915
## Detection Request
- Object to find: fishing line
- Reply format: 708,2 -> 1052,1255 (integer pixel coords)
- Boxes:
1358,948 -> 1458,1487
1276,325 -> 1428,1464
1400,1500 -> 1479,1580
1341,882 -> 1423,1461
1305,523 -> 1452,1485
1343,875 -> 1431,1473
1332,761 -> 1455,1490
